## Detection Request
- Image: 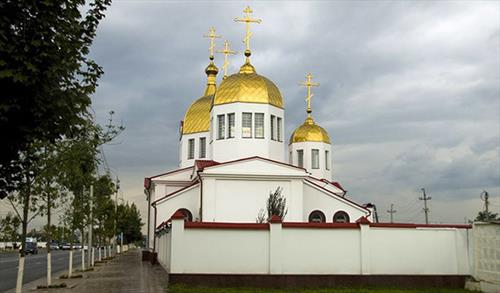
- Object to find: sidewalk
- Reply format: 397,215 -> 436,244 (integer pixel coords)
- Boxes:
13,249 -> 168,293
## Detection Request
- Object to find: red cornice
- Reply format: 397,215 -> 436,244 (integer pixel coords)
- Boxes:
185,222 -> 269,230
151,181 -> 200,206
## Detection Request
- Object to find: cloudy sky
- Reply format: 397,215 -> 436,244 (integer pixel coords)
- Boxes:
9,0 -> 497,228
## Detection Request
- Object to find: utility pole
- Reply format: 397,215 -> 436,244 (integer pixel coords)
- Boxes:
114,177 -> 119,255
387,203 -> 397,223
480,190 -> 489,213
419,188 -> 432,224
87,185 -> 93,267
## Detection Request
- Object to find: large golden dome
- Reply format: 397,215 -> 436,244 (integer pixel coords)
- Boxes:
290,117 -> 331,144
182,95 -> 213,134
213,62 -> 284,108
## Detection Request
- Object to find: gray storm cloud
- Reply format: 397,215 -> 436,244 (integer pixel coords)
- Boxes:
8,1 -> 496,227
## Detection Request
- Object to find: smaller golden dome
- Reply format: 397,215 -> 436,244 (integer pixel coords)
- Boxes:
205,60 -> 218,76
290,117 -> 331,144
182,95 -> 213,134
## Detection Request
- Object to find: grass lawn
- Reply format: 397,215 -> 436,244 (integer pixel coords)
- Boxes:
168,284 -> 472,293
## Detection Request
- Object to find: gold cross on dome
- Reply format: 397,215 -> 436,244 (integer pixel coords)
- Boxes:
300,73 -> 320,116
234,6 -> 262,55
216,40 -> 238,78
203,27 -> 221,59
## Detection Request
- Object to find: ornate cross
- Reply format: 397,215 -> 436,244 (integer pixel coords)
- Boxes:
300,73 -> 320,116
234,6 -> 262,55
203,27 -> 221,59
216,40 -> 237,78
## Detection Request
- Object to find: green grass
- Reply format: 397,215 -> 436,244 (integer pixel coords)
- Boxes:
168,284 -> 472,293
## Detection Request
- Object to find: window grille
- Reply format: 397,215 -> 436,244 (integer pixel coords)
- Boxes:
228,113 -> 235,138
242,113 -> 252,138
277,117 -> 282,141
312,149 -> 319,169
217,114 -> 225,139
271,115 -> 276,140
255,113 -> 264,138
325,150 -> 330,170
188,139 -> 195,160
199,137 -> 206,158
297,149 -> 304,168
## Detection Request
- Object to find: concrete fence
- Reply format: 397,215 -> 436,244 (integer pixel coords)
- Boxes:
470,222 -> 500,292
156,216 -> 472,279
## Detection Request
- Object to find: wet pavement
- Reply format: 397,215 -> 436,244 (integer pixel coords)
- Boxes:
7,249 -> 168,293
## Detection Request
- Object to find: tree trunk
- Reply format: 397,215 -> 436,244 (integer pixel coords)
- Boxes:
16,172 -> 31,293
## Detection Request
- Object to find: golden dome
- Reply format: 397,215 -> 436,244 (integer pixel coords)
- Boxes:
290,117 -> 331,144
182,95 -> 213,134
213,61 -> 284,108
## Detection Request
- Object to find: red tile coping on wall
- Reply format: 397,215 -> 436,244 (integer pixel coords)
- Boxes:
370,223 -> 472,229
171,210 -> 185,220
269,215 -> 282,223
185,222 -> 270,230
282,222 -> 359,229
180,221 -> 471,230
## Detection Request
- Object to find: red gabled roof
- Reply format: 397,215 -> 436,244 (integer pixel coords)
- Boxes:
201,156 -> 307,172
151,181 -> 200,206
195,160 -> 220,171
308,176 -> 347,193
147,165 -> 193,180
304,178 -> 371,214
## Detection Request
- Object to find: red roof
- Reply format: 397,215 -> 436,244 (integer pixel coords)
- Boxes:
195,160 -> 220,171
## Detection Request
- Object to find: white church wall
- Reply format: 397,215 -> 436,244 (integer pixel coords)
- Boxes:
202,157 -> 307,177
211,103 -> 285,163
161,219 -> 472,276
202,178 -> 301,222
303,182 -> 369,222
155,184 -> 201,224
180,131 -> 210,168
281,227 -> 361,274
289,141 -> 332,180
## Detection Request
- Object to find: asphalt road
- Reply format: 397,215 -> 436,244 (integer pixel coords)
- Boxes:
0,250 -> 84,292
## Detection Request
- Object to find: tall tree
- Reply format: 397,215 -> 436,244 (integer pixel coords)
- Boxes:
0,0 -> 112,200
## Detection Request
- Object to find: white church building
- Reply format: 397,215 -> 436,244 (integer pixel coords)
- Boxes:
144,7 -> 474,289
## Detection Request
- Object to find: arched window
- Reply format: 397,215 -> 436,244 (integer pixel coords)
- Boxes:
333,211 -> 350,223
308,210 -> 326,223
177,208 -> 193,222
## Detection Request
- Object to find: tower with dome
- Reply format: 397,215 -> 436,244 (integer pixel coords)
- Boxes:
144,6 -> 373,250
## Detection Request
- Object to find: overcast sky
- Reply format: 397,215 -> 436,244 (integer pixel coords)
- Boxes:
3,1 -> 498,228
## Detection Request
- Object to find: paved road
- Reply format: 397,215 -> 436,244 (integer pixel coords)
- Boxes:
0,250 -> 84,292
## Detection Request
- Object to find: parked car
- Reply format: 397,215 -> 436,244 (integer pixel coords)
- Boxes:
74,243 -> 82,250
24,241 -> 38,254
60,242 -> 71,250
49,242 -> 59,250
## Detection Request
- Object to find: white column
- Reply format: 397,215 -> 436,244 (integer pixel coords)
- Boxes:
169,214 -> 185,273
359,220 -> 370,275
269,216 -> 283,274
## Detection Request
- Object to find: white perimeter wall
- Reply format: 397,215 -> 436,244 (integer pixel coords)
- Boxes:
157,219 -> 472,275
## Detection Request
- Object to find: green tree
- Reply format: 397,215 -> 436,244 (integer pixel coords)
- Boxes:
256,187 -> 288,223
0,212 -> 21,241
474,211 -> 499,222
117,203 -> 144,244
0,0 -> 112,199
